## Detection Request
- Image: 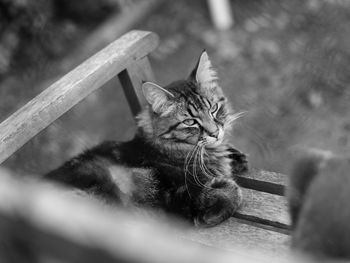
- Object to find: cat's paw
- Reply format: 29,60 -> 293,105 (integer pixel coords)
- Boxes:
227,146 -> 249,174
194,178 -> 242,227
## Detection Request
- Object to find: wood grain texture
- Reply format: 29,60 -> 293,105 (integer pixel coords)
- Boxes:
187,217 -> 291,258
237,168 -> 287,196
235,188 -> 291,231
0,30 -> 159,164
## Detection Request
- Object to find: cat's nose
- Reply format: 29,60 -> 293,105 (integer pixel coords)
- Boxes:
208,129 -> 219,139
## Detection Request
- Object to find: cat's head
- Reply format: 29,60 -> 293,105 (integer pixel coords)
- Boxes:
137,51 -> 238,151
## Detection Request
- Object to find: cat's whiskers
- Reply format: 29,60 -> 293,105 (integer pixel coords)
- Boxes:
198,146 -> 219,190
184,145 -> 198,197
191,145 -> 199,185
226,111 -> 246,128
197,145 -> 210,177
199,146 -> 216,179
184,144 -> 198,176
193,145 -> 205,187
186,143 -> 205,189
192,143 -> 214,190
184,144 -> 204,194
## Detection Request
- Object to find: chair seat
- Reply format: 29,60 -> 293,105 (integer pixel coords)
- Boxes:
187,169 -> 291,257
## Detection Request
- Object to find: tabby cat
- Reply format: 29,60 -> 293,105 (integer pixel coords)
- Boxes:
45,51 -> 248,226
288,150 -> 350,259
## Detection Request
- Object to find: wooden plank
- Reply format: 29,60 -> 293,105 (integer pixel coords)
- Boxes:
0,171 -> 301,263
118,56 -> 155,116
0,30 -> 159,164
237,169 -> 287,196
235,188 -> 291,231
187,218 -> 290,258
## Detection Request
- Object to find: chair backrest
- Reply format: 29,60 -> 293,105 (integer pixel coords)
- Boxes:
0,30 -> 158,164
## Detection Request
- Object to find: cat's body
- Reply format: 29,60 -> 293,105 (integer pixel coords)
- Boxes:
45,51 -> 248,226
288,151 -> 350,259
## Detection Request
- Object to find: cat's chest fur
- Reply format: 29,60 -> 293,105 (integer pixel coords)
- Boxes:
115,136 -> 231,180
103,137 -> 234,198
203,147 -> 233,178
146,143 -> 234,184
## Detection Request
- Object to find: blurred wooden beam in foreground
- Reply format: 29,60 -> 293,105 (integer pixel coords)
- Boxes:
0,169 -> 312,263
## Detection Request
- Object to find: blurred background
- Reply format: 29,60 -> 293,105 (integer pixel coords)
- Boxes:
1,0 -> 350,176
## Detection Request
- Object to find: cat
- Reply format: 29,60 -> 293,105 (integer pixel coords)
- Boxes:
287,149 -> 350,259
45,51 -> 248,227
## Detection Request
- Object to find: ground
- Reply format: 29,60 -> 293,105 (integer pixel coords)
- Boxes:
1,0 -> 350,175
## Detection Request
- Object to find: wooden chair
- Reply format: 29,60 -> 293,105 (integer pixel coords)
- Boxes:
0,30 -> 292,262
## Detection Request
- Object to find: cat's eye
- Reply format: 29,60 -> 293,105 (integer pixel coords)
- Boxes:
183,119 -> 196,126
211,104 -> 219,113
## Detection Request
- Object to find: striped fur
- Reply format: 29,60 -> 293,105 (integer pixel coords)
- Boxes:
45,51 -> 248,226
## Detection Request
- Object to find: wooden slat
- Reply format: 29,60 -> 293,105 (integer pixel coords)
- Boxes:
235,188 -> 291,231
118,56 -> 155,116
187,218 -> 290,258
237,169 -> 287,196
0,30 -> 159,164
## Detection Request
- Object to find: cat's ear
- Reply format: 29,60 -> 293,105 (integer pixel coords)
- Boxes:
190,50 -> 217,86
142,82 -> 174,114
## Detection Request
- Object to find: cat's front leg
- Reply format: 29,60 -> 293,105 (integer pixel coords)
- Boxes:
226,145 -> 249,174
193,177 -> 242,227
205,144 -> 249,178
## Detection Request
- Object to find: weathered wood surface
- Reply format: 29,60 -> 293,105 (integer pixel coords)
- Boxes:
237,168 -> 287,196
118,56 -> 155,115
0,171 -> 304,263
187,218 -> 290,257
0,30 -> 159,164
190,179 -> 291,256
235,188 -> 290,231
